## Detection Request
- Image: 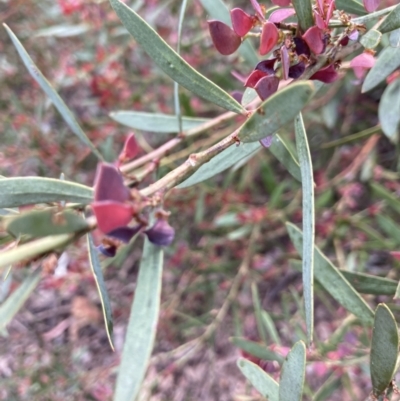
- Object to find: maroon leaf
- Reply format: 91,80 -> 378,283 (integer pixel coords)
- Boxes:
244,69 -> 268,88
94,163 -> 130,203
231,8 -> 253,37
303,26 -> 325,54
92,200 -> 133,234
259,22 -> 279,56
145,219 -> 175,246
281,45 -> 290,80
208,20 -> 241,55
254,75 -> 279,100
363,0 -> 379,12
288,61 -> 306,78
269,8 -> 296,23
255,58 -> 277,74
310,64 -> 339,83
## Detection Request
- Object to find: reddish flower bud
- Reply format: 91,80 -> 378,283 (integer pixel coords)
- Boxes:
255,58 -> 277,74
363,0 -> 379,13
244,69 -> 268,88
280,45 -> 290,80
303,26 -> 325,54
254,75 -> 279,100
271,0 -> 291,6
119,133 -> 139,162
231,8 -> 253,37
259,22 -> 279,56
94,163 -> 130,203
288,62 -> 306,79
310,64 -> 339,83
107,225 -> 142,243
145,219 -> 175,246
92,201 -> 133,234
208,20 -> 241,55
350,53 -> 375,79
269,8 -> 296,23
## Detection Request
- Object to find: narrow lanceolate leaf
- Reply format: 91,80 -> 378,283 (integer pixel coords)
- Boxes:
279,341 -> 306,401
114,238 -> 163,401
0,177 -> 93,208
370,304 -> 399,396
286,223 -> 375,325
198,0 -> 259,65
4,209 -> 89,238
238,82 -> 315,143
390,29 -> 400,47
294,113 -> 314,345
4,24 -> 103,161
87,234 -> 114,350
379,79 -> 400,143
231,337 -> 284,364
0,269 -> 41,333
109,0 -> 245,115
237,358 -> 279,401
177,142 -> 261,188
291,0 -> 314,31
335,0 -> 366,15
379,4 -> 400,34
0,234 -> 73,271
109,111 -> 210,133
363,46 -> 400,92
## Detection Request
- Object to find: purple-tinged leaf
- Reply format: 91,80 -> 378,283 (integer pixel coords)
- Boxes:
107,225 -> 142,243
316,0 -> 324,14
303,26 -> 324,54
92,200 -> 133,234
254,75 -> 279,100
363,0 -> 379,13
350,52 -> 376,79
250,0 -> 265,20
314,10 -> 326,29
244,69 -> 268,88
208,20 -> 242,55
145,219 -> 175,246
325,0 -> 335,24
255,58 -> 277,74
231,91 -> 243,103
120,133 -> 139,161
231,8 -> 254,37
94,163 -> 130,203
281,45 -> 290,80
271,0 -> 292,6
269,8 -> 296,23
310,64 -> 338,83
260,135 -> 274,148
349,30 -> 359,41
293,37 -> 311,57
289,62 -> 306,78
259,22 -> 279,55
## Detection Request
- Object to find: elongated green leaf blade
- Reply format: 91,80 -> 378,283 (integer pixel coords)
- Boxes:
109,0 -> 245,115
114,238 -> 163,401
360,29 -> 382,49
294,113 -> 314,345
335,0 -> 366,15
370,304 -> 399,396
370,182 -> 400,214
363,47 -> 400,92
279,341 -> 306,401
87,234 -> 114,350
0,270 -> 41,334
238,82 -> 315,143
390,28 -> 400,47
286,223 -> 374,325
177,142 -> 261,188
379,4 -> 400,34
198,0 -> 259,65
231,337 -> 284,364
109,111 -> 210,133
237,358 -> 279,401
377,214 -> 400,245
0,177 -> 93,208
379,79 -> 400,143
291,0 -> 314,31
5,209 -> 88,238
4,24 -> 103,161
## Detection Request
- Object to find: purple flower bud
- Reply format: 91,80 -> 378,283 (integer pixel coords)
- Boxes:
107,225 -> 142,243
244,69 -> 268,88
94,163 -> 130,203
208,20 -> 241,55
254,75 -> 279,101
230,8 -> 253,37
255,58 -> 277,75
293,37 -> 311,57
145,219 -> 175,246
288,62 -> 306,79
97,244 -> 117,258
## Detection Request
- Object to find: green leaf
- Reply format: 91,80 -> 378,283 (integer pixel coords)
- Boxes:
177,142 -> 261,188
87,234 -> 114,350
198,0 -> 259,65
0,177 -> 93,208
109,111 -> 210,133
231,337 -> 284,364
0,270 -> 41,334
362,46 -> 400,92
252,283 -> 267,343
379,79 -> 400,143
237,358 -> 279,401
313,375 -> 342,401
0,234 -> 73,271
376,214 -> 400,245
335,0 -> 366,15
370,304 -> 399,396
3,24 -> 103,161
109,0 -> 245,115
390,28 -> 400,47
360,29 -> 382,49
279,341 -> 306,401
114,238 -> 163,401
286,223 -> 374,325
294,113 -> 314,345
291,0 -> 314,31
370,182 -> 400,214
261,310 -> 281,345
5,209 -> 88,238
379,4 -> 400,34
237,82 -> 315,143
